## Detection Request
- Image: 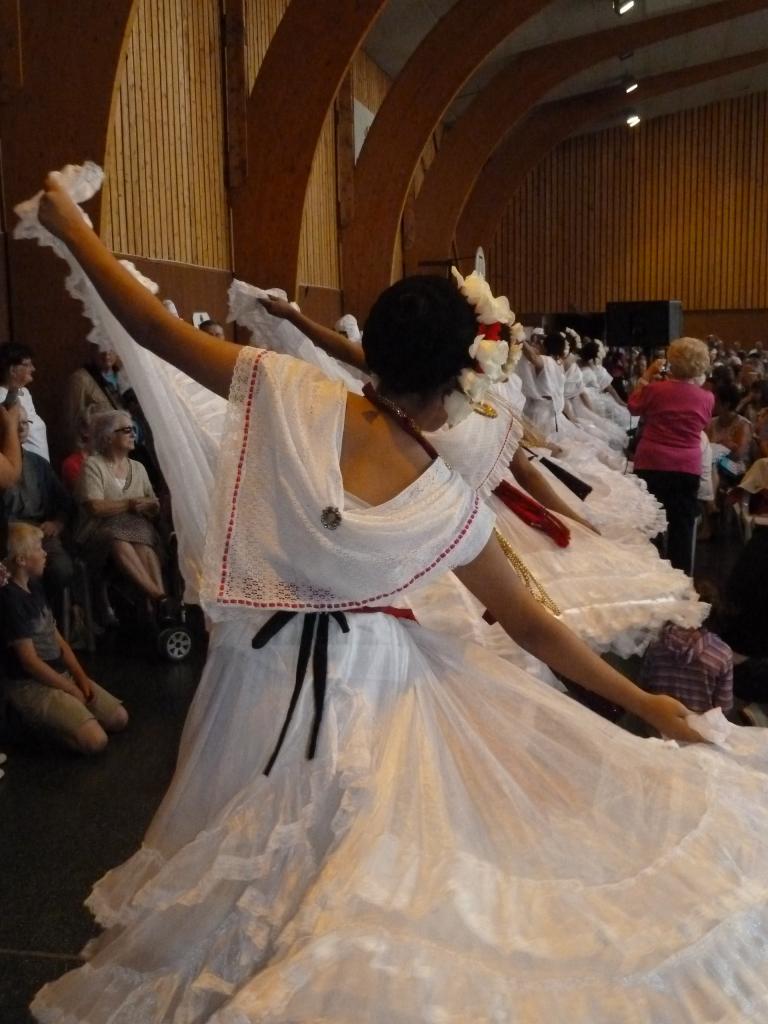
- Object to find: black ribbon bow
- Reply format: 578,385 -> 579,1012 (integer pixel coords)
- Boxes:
252,611 -> 350,775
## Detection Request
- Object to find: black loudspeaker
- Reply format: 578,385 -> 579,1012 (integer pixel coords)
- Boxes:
604,300 -> 683,351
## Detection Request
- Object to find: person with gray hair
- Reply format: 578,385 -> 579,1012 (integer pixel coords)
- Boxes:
627,337 -> 714,573
74,409 -> 166,614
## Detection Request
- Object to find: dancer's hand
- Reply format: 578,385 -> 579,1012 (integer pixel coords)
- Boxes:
638,693 -> 705,743
0,403 -> 20,431
38,173 -> 87,242
258,295 -> 296,321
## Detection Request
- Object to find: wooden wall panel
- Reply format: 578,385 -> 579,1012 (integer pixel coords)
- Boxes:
116,253 -> 236,338
101,0 -> 231,270
491,91 -> 768,315
684,309 -> 768,347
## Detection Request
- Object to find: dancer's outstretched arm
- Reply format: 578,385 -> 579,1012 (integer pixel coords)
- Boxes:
38,176 -> 239,397
0,405 -> 22,488
510,448 -> 598,533
259,297 -> 367,373
521,340 -> 543,371
454,534 -> 703,743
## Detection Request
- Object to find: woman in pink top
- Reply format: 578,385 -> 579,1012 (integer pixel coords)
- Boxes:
627,337 -> 714,573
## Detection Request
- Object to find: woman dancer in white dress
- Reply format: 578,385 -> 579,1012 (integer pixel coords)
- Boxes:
26,172 -> 768,1024
580,338 -> 633,429
563,344 -> 629,452
515,332 -> 622,465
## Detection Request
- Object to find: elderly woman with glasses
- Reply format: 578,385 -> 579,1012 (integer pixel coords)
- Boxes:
74,409 -> 165,606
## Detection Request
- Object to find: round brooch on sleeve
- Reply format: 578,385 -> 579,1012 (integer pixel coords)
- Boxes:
321,506 -> 342,530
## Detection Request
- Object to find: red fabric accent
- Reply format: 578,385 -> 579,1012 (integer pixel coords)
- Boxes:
493,479 -> 571,548
61,450 -> 86,492
480,322 -> 503,341
349,606 -> 418,623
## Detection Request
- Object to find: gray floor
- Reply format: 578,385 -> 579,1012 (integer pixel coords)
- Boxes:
0,631 -> 204,1023
0,530 -> 742,1022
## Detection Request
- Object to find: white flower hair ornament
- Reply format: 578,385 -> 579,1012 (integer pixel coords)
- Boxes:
564,327 -> 582,352
447,268 -> 525,426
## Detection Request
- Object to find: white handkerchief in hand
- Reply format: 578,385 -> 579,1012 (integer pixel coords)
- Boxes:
686,707 -> 732,746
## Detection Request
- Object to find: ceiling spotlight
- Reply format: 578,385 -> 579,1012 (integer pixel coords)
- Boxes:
624,77 -> 639,93
613,0 -> 635,14
626,113 -> 641,127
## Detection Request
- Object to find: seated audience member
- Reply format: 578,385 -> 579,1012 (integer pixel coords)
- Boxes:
198,319 -> 224,339
75,410 -> 166,608
0,523 -> 127,754
710,499 -> 768,723
0,404 -> 22,777
66,341 -> 134,448
2,406 -> 74,616
0,342 -> 49,461
696,431 -> 716,541
640,621 -> 733,715
61,411 -> 92,492
736,379 -> 768,424
708,383 -> 753,479
752,400 -> 768,460
68,340 -> 162,494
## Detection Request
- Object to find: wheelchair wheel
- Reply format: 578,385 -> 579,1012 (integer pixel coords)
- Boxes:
158,625 -> 194,662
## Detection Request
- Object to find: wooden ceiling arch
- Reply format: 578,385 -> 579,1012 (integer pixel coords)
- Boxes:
229,0 -> 388,294
340,0 -> 554,318
457,47 -> 768,260
408,0 -> 768,282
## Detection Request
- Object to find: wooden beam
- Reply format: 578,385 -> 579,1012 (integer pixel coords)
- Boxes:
222,0 -> 248,190
230,0 -> 387,297
0,0 -> 22,100
410,0 -> 768,281
336,70 -> 355,235
1,0 -> 136,461
458,47 -> 768,258
342,0 -> 551,319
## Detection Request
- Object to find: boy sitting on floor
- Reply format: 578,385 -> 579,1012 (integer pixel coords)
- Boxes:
0,523 -> 127,754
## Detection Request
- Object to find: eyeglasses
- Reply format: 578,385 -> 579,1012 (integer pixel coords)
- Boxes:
113,426 -> 136,435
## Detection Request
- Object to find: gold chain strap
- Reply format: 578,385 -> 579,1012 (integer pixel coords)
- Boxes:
494,529 -> 561,616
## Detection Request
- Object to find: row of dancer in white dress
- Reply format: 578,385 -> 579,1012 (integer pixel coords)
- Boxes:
232,282 -> 702,661
22,165 -> 768,1024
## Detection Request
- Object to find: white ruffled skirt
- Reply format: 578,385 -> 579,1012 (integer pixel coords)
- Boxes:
530,449 -> 669,544
442,491 -> 705,660
31,611 -> 768,1024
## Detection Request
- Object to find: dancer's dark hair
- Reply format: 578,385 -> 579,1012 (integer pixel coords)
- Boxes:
581,340 -> 601,364
542,333 -> 567,359
362,276 -> 476,396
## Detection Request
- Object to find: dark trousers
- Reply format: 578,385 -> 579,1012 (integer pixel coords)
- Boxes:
635,469 -> 700,574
